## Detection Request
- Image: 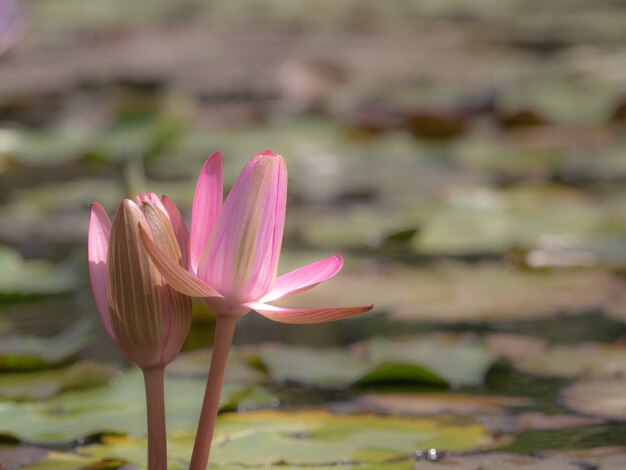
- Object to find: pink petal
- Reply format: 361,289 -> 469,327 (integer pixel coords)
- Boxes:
197,151 -> 287,304
139,224 -> 223,299
87,202 -> 115,339
161,195 -> 190,269
260,254 -> 344,303
244,302 -> 372,324
190,152 -> 223,272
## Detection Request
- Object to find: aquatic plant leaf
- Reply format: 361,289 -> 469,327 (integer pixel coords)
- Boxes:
0,321 -> 95,371
25,411 -> 494,469
561,379 -> 626,420
358,393 -> 531,416
278,261 -> 615,323
0,246 -> 79,300
512,343 -> 626,379
252,345 -> 370,386
356,334 -> 498,387
405,452 -> 580,469
0,369 -> 276,442
0,361 -> 116,401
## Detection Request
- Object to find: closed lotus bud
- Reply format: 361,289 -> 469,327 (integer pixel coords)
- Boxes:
88,193 -> 192,369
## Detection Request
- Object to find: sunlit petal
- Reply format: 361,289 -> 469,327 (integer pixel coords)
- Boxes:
260,254 -> 343,303
190,152 -> 223,272
245,301 -> 373,324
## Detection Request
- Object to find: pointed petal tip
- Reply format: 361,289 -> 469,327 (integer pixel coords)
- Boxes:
258,149 -> 279,158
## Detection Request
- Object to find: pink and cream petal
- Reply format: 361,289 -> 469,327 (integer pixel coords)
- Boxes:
260,254 -> 343,303
244,302 -> 372,324
87,202 -> 115,340
190,152 -> 223,272
139,225 -> 223,299
198,151 -> 287,304
161,195 -> 190,269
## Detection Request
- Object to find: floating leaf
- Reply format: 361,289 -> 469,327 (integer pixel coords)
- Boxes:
0,361 -> 116,401
168,348 -> 264,385
561,379 -> 626,420
253,335 -> 499,388
0,246 -> 80,300
0,321 -> 95,371
516,412 -> 605,431
278,261 -> 616,323
253,345 -> 370,387
356,334 -> 499,387
0,369 -> 276,442
358,393 -> 531,416
513,343 -> 626,379
27,411 -> 495,469
406,452 -> 580,469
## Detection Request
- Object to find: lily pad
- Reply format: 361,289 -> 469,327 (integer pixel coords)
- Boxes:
0,321 -> 95,371
416,185 -> 614,256
358,393 -> 532,416
513,343 -> 626,379
0,368 -> 276,442
277,261 -> 615,323
24,411 -> 496,469
406,452 -> 580,469
167,348 -> 264,385
356,334 -> 499,387
561,379 -> 626,420
0,361 -> 117,401
0,246 -> 80,300
252,335 -> 499,388
252,345 -> 370,387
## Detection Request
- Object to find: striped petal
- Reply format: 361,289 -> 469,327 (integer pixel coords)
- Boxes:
140,224 -> 223,299
244,302 -> 372,324
87,202 -> 114,340
197,150 -> 287,304
190,152 -> 223,272
161,195 -> 190,269
260,254 -> 343,303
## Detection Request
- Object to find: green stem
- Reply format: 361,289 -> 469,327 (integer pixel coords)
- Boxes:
189,315 -> 238,470
142,366 -> 167,470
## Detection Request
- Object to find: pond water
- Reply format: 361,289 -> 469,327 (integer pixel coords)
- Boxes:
2,1 -> 626,468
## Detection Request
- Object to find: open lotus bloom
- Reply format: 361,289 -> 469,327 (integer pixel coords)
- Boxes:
141,150 -> 372,322
88,194 -> 192,368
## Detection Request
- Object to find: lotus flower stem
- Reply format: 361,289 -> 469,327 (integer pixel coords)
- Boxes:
142,366 -> 167,470
189,315 -> 238,470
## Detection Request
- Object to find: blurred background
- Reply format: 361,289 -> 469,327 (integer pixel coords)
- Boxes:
2,0 -> 626,468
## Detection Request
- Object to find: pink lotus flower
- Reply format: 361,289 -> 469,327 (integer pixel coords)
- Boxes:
88,193 -> 193,470
88,193 -> 192,368
141,150 -> 371,323
140,150 -> 371,470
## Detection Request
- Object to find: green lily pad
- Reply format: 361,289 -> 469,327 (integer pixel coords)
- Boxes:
24,411 -> 496,469
358,393 -> 532,416
0,321 -> 95,371
356,334 -> 499,387
278,261 -> 615,323
253,345 -> 370,387
0,246 -> 80,300
404,452 -> 580,469
416,185 -> 613,256
0,361 -> 117,401
168,348 -> 264,385
561,379 -> 626,420
252,334 -> 498,389
0,368 -> 276,442
513,343 -> 626,379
